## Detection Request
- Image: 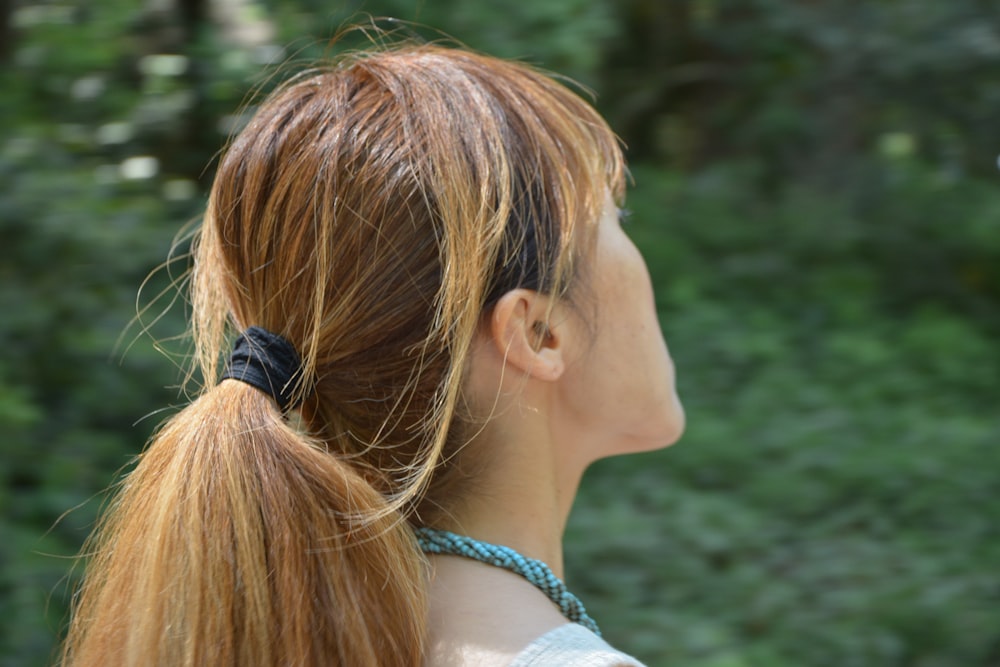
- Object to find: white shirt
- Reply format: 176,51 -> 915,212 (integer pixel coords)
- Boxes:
507,623 -> 647,667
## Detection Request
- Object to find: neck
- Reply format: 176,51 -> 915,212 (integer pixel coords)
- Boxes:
421,338 -> 597,663
439,420 -> 583,579
420,416 -> 590,664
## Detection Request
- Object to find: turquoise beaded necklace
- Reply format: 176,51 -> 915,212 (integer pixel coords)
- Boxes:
414,526 -> 601,636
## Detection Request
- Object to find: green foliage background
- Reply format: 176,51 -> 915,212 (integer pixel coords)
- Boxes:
2,1 -> 998,665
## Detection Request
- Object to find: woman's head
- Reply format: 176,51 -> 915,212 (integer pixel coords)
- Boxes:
194,43 -> 626,517
62,41 -> 637,667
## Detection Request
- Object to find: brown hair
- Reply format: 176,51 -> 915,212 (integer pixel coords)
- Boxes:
62,42 -> 624,666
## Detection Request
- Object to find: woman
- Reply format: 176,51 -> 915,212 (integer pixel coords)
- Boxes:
62,41 -> 684,666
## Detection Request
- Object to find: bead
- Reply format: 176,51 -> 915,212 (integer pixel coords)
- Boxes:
414,527 -> 601,636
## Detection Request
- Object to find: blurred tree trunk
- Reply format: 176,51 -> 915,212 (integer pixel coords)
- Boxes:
132,0 -> 276,180
177,0 -> 207,40
0,0 -> 13,62
141,0 -> 273,50
605,1 -> 725,167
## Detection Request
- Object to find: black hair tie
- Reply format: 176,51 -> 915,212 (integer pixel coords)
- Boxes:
220,326 -> 303,411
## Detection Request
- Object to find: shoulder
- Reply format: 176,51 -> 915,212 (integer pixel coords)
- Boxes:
507,623 -> 647,667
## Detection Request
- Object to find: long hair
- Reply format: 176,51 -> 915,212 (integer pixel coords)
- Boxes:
62,42 -> 625,666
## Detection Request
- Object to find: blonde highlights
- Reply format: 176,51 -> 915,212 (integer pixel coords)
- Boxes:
63,42 -> 624,666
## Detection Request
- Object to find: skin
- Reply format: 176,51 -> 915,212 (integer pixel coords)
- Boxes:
425,195 -> 685,666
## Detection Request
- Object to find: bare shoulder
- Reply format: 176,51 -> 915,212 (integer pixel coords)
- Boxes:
424,557 -> 646,667
424,556 -> 568,667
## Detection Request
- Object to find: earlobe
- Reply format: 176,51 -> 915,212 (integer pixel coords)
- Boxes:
489,289 -> 566,382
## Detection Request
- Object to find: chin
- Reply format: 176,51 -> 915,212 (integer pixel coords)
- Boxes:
635,397 -> 686,453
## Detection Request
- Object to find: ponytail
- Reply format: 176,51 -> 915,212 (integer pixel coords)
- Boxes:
61,381 -> 426,666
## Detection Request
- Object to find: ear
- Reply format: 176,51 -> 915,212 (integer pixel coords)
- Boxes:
487,289 -> 567,382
